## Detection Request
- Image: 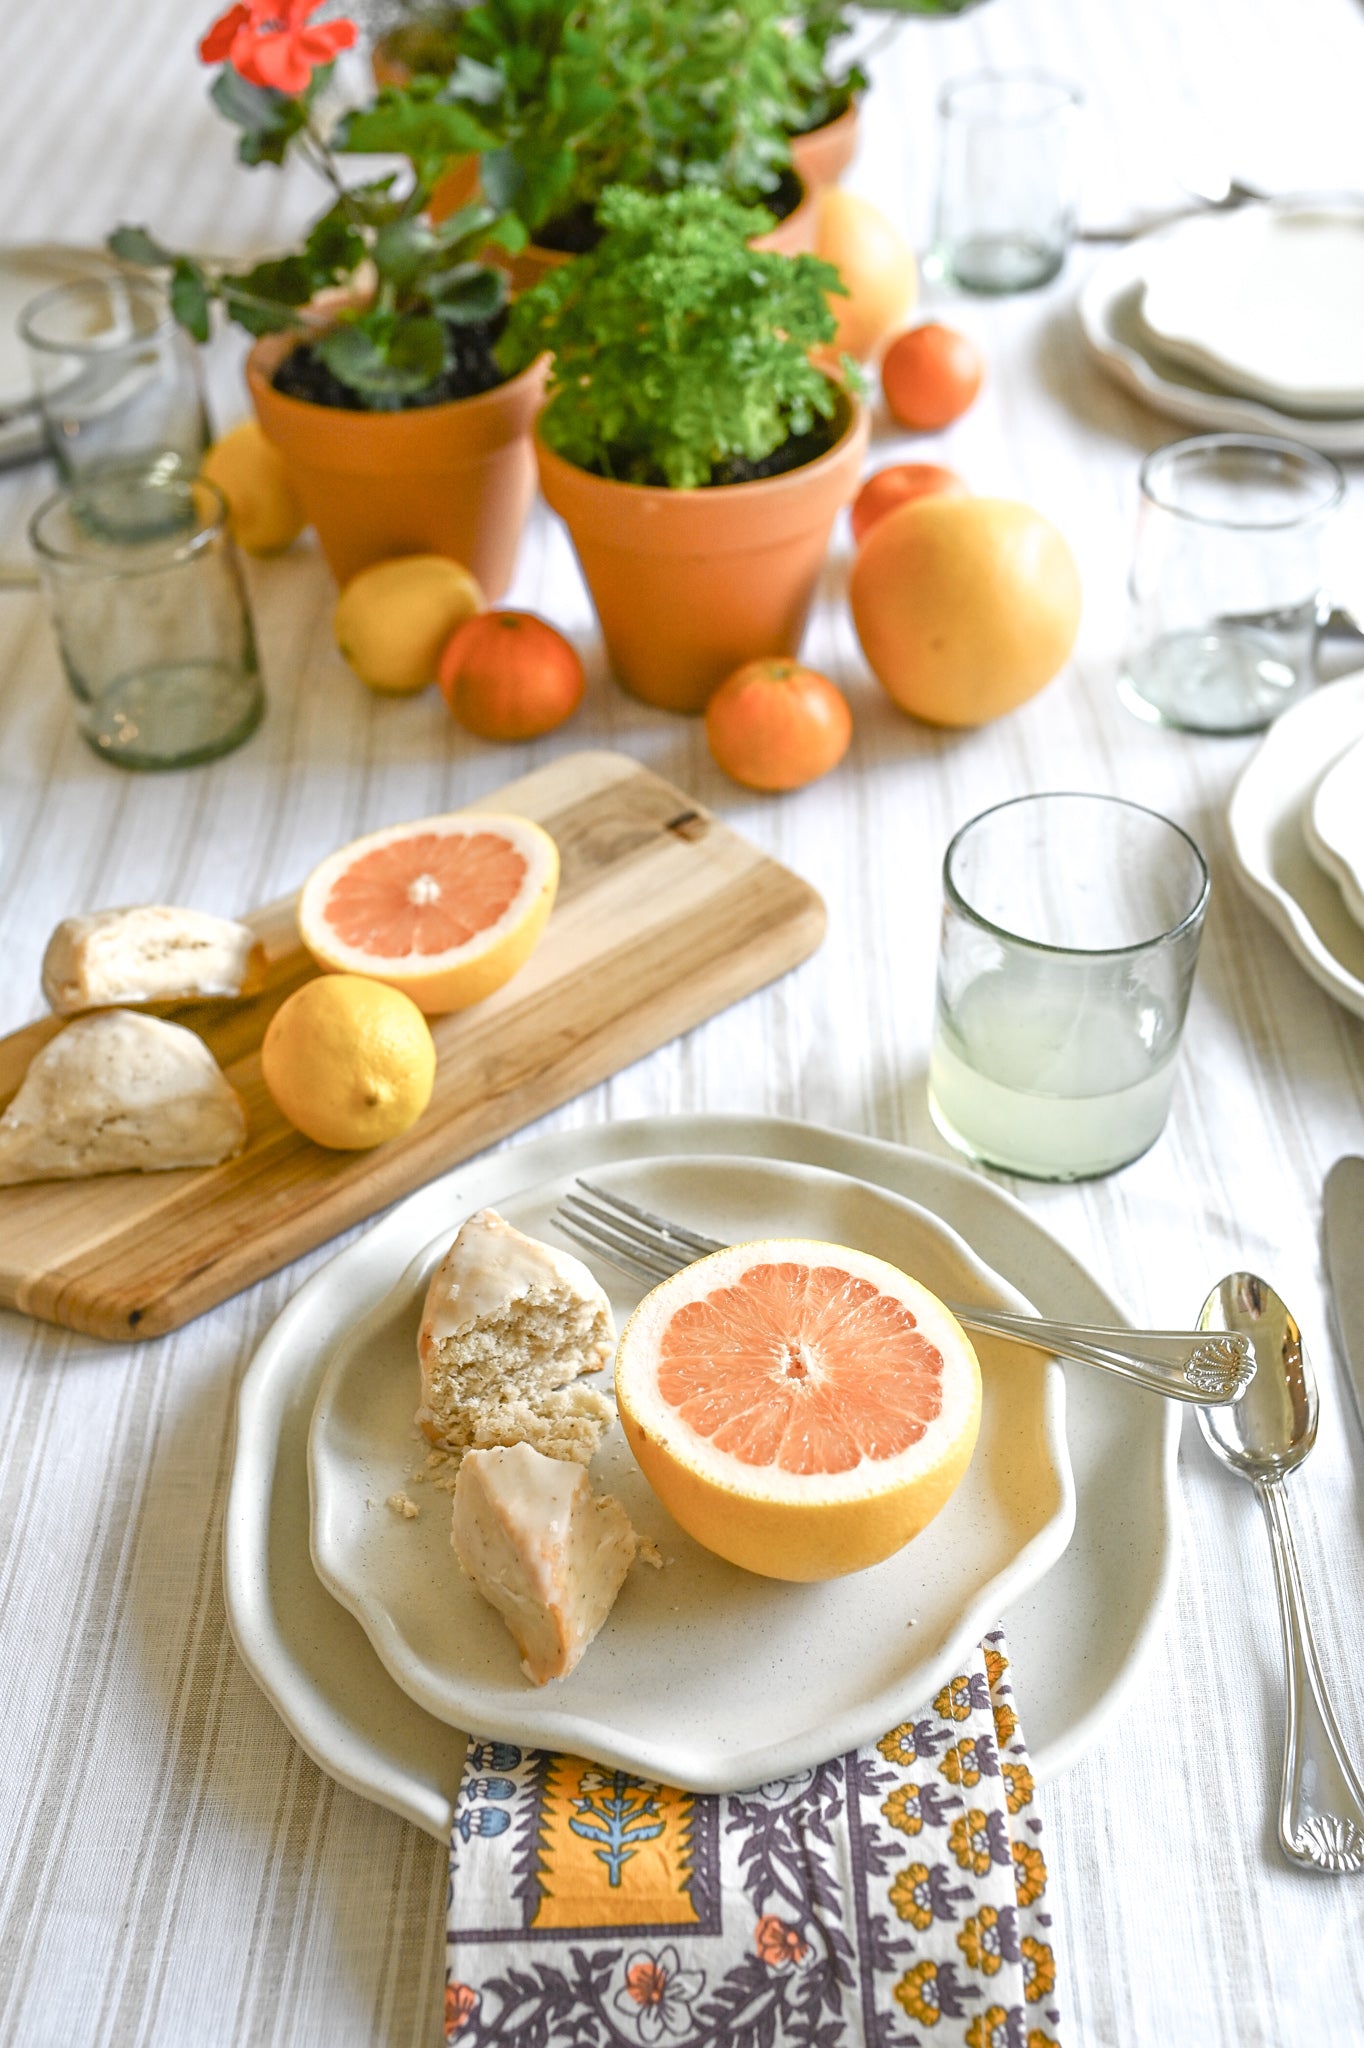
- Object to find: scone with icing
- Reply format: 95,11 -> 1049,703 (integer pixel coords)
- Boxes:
0,1010 -> 247,1185
42,906 -> 263,1014
417,1208 -> 615,1467
453,1443 -> 637,1683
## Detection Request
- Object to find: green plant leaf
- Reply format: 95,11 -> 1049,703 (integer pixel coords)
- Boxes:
427,263 -> 506,323
316,313 -> 450,398
107,225 -> 173,269
169,259 -> 212,344
209,66 -> 308,166
335,84 -> 493,189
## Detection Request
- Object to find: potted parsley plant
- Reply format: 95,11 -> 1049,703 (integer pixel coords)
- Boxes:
498,185 -> 869,713
112,1 -> 543,594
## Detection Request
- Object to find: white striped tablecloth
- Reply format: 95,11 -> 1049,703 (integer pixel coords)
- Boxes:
2,1 -> 1364,2042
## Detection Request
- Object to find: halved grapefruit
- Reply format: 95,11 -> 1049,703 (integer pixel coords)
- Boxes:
615,1240 -> 981,1581
296,812 -> 559,1014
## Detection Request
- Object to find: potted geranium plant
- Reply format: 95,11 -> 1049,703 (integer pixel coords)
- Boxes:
498,184 -> 868,713
110,1 -> 544,594
443,0 -> 816,287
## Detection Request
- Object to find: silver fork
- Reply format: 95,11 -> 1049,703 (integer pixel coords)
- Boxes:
551,1178 -> 1255,1407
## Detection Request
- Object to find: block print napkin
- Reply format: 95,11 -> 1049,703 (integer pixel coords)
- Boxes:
445,1627 -> 1061,2047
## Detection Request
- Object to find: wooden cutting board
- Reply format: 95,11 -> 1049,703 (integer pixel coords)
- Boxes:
0,750 -> 824,1341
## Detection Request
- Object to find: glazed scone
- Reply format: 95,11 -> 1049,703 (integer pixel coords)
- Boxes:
42,906 -> 263,1014
417,1208 -> 615,1466
0,1010 -> 247,1185
453,1443 -> 638,1683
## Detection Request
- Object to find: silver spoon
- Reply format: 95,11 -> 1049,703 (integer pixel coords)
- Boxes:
1197,1273 -> 1364,1872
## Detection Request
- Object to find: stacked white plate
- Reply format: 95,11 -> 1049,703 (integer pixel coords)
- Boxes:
1229,669 -> 1364,1017
1080,201 -> 1364,455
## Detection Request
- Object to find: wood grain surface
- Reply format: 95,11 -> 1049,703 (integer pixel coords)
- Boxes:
0,750 -> 824,1339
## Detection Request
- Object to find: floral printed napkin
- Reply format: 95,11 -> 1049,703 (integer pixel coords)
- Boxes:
444,1627 -> 1061,2047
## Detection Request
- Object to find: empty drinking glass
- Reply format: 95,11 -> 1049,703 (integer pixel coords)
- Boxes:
931,72 -> 1084,293
20,274 -> 209,526
30,472 -> 263,770
928,793 -> 1209,1180
1121,433 -> 1344,734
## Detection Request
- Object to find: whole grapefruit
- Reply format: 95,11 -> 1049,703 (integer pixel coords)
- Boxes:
850,497 -> 1081,727
815,189 -> 917,361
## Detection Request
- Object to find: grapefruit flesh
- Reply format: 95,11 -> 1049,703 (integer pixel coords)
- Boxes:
615,1239 -> 981,1580
297,812 -> 559,1014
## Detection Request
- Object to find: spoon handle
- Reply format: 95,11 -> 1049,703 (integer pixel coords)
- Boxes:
949,1307 -> 1254,1405
1255,1475 -> 1364,1872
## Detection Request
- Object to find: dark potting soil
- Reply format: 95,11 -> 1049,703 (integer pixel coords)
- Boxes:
535,167 -> 806,255
272,310 -> 509,412
591,416 -> 840,490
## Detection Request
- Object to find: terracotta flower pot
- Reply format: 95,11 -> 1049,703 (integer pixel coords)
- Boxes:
789,101 -> 861,192
247,335 -> 546,595
505,172 -> 816,293
535,389 -> 869,713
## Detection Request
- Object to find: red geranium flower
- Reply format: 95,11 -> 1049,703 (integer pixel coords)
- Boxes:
199,0 -> 357,96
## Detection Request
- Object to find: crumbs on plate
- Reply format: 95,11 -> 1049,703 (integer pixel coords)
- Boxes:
387,1492 -> 420,1520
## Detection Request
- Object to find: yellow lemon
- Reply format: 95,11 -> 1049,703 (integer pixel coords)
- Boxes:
202,419 -> 306,556
261,974 -> 436,1149
815,189 -> 918,362
334,554 -> 483,696
615,1239 -> 981,1581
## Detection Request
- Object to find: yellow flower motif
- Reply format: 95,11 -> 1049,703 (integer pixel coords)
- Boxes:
1028,2032 -> 1060,2048
1002,1759 -> 1035,1814
1021,1936 -> 1056,2003
940,1738 -> 982,1789
965,2007 -> 1012,2048
881,1783 -> 924,1836
993,1700 -> 1018,1748
877,1723 -> 918,1768
889,1861 -> 934,1930
984,1644 -> 1007,1691
1013,1840 -> 1047,1906
933,1675 -> 974,1723
893,1959 -> 941,2026
957,1904 -> 1004,1975
949,1809 -> 994,1876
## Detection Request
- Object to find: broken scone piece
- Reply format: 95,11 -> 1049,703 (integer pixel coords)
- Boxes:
453,1443 -> 638,1683
417,1208 -> 615,1468
42,905 -> 263,1014
0,1010 -> 247,1185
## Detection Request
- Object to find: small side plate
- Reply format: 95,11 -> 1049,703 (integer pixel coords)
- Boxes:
306,1155 -> 1075,1795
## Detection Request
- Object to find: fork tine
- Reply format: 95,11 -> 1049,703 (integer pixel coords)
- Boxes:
559,1192 -> 713,1278
552,1209 -> 681,1284
574,1178 -> 725,1257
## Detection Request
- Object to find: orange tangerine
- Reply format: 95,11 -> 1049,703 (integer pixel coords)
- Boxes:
615,1239 -> 981,1581
296,811 -> 559,1015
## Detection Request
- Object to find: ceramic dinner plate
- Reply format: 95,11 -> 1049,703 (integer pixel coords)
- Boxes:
1137,205 -> 1364,416
1077,234 -> 1364,457
306,1155 -> 1075,1793
225,1114 -> 1179,1840
1228,671 -> 1364,1018
1304,733 -> 1364,927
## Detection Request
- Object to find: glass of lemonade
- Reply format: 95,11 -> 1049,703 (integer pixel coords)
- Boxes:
928,793 -> 1209,1181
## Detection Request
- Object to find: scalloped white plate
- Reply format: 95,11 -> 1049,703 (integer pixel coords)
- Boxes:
1078,236 -> 1364,456
306,1155 -> 1074,1794
224,1114 -> 1179,1839
1228,672 -> 1364,1018
1304,732 -> 1364,927
1139,205 -> 1364,417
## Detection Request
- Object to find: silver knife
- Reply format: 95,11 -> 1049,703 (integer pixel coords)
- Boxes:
1323,1156 -> 1364,1437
